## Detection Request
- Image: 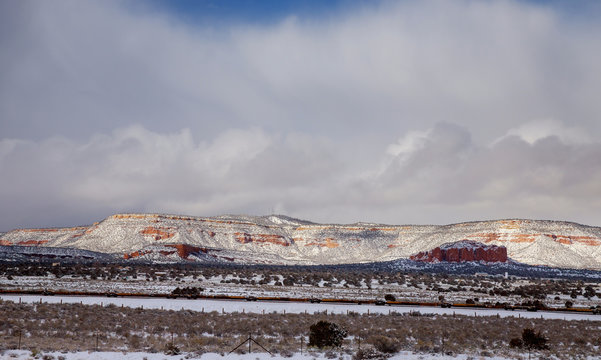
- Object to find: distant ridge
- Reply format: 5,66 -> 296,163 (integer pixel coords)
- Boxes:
2,213 -> 601,269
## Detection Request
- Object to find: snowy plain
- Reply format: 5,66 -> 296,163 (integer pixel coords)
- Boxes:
1,294 -> 597,321
0,349 -> 523,360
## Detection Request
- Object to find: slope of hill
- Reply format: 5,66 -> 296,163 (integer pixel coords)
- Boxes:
2,214 -> 601,269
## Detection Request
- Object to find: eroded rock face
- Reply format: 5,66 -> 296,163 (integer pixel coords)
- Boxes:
410,240 -> 508,263
140,226 -> 175,240
235,233 -> 292,246
123,244 -> 207,260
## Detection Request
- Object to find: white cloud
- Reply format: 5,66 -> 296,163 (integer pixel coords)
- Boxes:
2,122 -> 601,230
0,125 -> 345,228
387,130 -> 430,158
498,119 -> 592,145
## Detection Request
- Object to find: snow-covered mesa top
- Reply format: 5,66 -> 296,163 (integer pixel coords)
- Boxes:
2,214 -> 601,269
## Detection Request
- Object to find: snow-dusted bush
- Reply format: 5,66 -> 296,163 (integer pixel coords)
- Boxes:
352,348 -> 389,360
308,321 -> 347,348
367,335 -> 400,354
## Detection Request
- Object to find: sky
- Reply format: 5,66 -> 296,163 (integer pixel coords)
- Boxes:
1,0 -> 601,230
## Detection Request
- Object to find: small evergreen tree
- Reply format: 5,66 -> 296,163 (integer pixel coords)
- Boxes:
510,328 -> 548,360
309,321 -> 347,348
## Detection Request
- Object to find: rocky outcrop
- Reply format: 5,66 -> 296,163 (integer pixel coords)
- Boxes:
164,244 -> 206,259
140,226 -> 175,240
234,233 -> 292,246
410,240 -> 508,263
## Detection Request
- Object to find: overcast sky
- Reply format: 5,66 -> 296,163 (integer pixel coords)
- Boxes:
2,0 -> 601,230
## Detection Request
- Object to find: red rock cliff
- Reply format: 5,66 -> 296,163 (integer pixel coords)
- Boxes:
410,240 -> 507,263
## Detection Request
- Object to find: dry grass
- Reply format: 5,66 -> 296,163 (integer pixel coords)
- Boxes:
1,299 -> 600,358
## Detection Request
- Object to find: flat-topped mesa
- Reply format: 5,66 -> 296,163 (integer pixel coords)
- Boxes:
3,214 -> 601,268
410,240 -> 508,263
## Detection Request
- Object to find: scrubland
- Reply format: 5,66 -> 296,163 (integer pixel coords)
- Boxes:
1,299 -> 601,359
2,263 -> 601,309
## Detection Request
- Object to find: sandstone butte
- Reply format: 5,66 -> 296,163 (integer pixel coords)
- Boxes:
410,240 -> 508,263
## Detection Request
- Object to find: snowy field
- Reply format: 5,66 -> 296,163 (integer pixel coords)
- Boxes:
0,349 -> 521,360
3,267 -> 601,310
1,294 -> 597,321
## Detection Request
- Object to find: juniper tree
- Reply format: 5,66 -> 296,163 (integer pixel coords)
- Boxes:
308,321 -> 347,348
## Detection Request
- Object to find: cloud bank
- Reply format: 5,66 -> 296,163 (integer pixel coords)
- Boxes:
1,0 -> 601,229
3,121 -> 601,229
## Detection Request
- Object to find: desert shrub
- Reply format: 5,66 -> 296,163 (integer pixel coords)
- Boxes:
324,349 -> 338,359
353,348 -> 388,360
510,328 -> 549,358
384,294 -> 396,302
30,348 -> 42,358
279,349 -> 294,357
368,335 -> 400,354
163,341 -> 181,355
309,321 -> 347,348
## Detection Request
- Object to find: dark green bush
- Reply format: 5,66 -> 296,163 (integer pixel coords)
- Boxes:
308,321 -> 347,348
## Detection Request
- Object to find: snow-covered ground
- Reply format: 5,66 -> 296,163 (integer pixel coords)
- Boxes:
0,349 -> 524,360
3,272 -> 600,309
1,294 -> 597,320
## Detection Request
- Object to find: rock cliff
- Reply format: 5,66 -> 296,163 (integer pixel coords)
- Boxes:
410,240 -> 508,263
